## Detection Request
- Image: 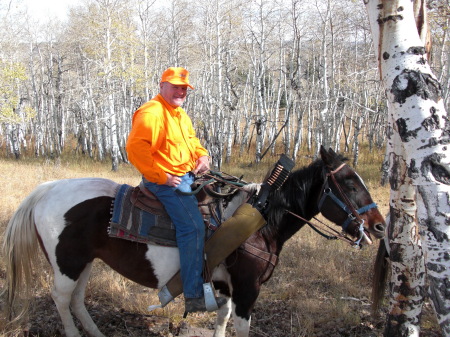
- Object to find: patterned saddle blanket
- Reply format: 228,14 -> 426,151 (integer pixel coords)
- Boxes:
108,184 -> 177,246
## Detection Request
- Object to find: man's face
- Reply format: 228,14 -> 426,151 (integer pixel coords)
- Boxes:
160,82 -> 188,108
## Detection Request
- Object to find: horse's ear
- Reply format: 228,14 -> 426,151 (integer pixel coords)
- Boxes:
328,147 -> 337,156
319,146 -> 337,168
319,145 -> 328,158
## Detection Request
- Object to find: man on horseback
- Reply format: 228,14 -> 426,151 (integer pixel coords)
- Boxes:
126,67 -> 226,314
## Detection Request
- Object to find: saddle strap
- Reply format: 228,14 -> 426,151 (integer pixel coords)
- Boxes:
239,242 -> 278,284
240,243 -> 278,267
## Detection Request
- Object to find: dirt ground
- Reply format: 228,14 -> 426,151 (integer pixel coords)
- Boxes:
16,291 -> 443,337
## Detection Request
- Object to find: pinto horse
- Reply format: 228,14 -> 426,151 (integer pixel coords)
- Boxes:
3,147 -> 386,337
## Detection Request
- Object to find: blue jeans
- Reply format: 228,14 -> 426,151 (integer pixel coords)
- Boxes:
143,173 -> 205,299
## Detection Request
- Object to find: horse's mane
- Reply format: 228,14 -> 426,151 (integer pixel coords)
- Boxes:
261,154 -> 348,242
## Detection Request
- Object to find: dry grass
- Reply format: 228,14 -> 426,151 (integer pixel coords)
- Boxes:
0,148 -> 441,336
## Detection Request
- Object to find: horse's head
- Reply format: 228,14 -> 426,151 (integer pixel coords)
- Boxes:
317,146 -> 386,247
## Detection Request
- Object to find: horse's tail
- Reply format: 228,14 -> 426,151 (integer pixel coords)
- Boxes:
2,181 -> 56,324
371,237 -> 390,315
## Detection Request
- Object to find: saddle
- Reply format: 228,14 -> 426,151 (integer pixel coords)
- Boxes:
130,182 -> 166,215
130,179 -> 235,230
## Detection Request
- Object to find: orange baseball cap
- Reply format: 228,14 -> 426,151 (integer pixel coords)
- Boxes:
161,67 -> 194,89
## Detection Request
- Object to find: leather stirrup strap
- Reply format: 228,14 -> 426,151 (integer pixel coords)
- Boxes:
162,203 -> 266,302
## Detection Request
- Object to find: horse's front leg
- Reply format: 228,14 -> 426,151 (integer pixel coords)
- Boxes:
213,299 -> 232,337
231,299 -> 255,337
231,283 -> 261,337
212,265 -> 233,337
221,246 -> 266,337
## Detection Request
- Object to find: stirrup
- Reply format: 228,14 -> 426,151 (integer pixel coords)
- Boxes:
203,282 -> 219,311
182,283 -> 225,318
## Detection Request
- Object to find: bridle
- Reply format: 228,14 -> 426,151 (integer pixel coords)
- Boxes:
286,163 -> 378,247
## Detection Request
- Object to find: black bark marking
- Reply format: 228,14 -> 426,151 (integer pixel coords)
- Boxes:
389,155 -> 402,191
442,110 -> 450,136
377,15 -> 403,24
421,154 -> 450,185
418,109 -> 450,148
391,69 -> 442,104
426,260 -> 446,273
428,274 -> 450,317
383,52 -> 390,60
422,108 -> 440,132
407,47 -> 427,65
397,274 -> 425,298
407,46 -> 426,56
408,159 -> 420,180
396,117 -> 420,142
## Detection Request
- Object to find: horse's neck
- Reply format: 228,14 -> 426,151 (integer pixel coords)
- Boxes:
290,162 -> 325,217
263,162 -> 325,247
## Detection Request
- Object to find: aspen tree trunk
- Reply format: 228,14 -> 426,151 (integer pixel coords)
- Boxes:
137,0 -> 155,102
225,115 -> 233,164
283,101 -> 292,156
318,0 -> 331,149
213,1 -> 225,169
352,115 -> 362,168
103,5 -> 119,171
239,73 -> 252,156
6,124 -> 20,159
364,1 -> 450,336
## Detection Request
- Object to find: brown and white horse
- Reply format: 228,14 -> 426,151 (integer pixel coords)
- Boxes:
2,147 -> 386,337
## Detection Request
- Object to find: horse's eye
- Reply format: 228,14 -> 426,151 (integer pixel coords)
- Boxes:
345,180 -> 357,192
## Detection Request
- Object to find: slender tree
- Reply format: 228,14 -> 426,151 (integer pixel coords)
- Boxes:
364,0 -> 450,336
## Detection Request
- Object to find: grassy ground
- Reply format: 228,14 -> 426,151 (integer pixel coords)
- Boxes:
0,147 -> 442,336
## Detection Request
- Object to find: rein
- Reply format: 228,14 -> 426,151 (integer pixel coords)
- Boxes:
287,163 -> 377,247
284,209 -> 357,246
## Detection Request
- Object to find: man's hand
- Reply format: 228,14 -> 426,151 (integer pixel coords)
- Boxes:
165,173 -> 181,187
192,155 -> 210,175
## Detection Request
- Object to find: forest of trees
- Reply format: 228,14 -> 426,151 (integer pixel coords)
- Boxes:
0,0 -> 448,170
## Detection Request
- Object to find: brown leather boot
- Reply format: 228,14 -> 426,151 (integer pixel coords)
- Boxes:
184,296 -> 228,315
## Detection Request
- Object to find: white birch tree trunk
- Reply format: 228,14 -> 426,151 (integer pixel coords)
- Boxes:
364,1 -> 450,336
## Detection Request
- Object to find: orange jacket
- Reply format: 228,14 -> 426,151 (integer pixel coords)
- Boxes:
126,94 -> 208,184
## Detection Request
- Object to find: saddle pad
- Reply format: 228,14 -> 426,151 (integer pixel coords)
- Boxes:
108,184 -> 177,246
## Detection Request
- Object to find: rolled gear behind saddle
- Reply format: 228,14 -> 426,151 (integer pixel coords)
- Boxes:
151,154 -> 295,310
